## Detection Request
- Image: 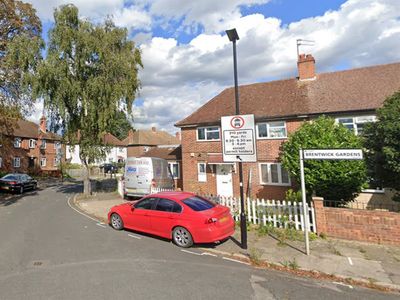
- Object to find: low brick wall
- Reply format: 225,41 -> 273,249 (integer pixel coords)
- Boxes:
313,197 -> 400,245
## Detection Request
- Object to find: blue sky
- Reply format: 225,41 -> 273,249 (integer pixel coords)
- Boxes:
27,0 -> 400,133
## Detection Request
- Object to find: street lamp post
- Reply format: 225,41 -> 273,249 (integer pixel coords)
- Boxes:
226,28 -> 247,250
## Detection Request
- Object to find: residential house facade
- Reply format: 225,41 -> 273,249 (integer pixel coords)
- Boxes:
0,117 -> 63,175
175,54 -> 400,199
66,133 -> 127,165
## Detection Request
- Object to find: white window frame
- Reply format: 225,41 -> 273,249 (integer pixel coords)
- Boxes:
29,139 -> 36,149
256,121 -> 287,139
54,141 -> 60,149
40,157 -> 47,167
336,115 -> 376,135
197,162 -> 207,182
40,139 -> 47,149
259,163 -> 291,186
14,137 -> 21,148
196,127 -> 220,141
13,157 -> 21,168
168,161 -> 180,179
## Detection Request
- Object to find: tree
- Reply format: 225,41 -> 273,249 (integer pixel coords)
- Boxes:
363,91 -> 400,201
36,4 -> 142,194
109,110 -> 133,140
280,116 -> 367,201
0,0 -> 43,143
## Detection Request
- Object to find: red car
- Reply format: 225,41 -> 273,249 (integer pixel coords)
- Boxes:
108,191 -> 235,247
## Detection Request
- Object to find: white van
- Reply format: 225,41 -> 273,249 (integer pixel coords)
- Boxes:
124,157 -> 174,198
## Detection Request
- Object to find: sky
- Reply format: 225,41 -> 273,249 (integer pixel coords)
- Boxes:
25,0 -> 400,135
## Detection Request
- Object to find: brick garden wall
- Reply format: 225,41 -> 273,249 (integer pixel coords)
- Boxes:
313,197 -> 400,245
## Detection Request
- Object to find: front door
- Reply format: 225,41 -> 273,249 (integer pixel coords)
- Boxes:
216,165 -> 233,197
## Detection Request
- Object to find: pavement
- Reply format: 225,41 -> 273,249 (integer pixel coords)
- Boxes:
74,192 -> 400,292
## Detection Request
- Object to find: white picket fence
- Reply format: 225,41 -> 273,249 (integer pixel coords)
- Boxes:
212,196 -> 316,233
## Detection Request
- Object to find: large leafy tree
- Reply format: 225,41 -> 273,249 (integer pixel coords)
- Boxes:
36,4 -> 142,194
0,0 -> 43,141
363,91 -> 400,201
280,116 -> 367,201
109,110 -> 133,140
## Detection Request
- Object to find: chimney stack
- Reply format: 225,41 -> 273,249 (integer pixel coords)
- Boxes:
175,132 -> 181,141
297,54 -> 316,81
152,126 -> 156,132
39,116 -> 46,132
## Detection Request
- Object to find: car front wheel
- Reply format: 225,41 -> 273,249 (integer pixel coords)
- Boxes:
110,213 -> 124,230
172,226 -> 193,248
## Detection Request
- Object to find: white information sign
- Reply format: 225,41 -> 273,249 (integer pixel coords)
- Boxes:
221,114 -> 257,162
303,149 -> 363,160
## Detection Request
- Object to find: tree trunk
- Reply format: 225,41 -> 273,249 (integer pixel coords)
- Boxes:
82,159 -> 92,195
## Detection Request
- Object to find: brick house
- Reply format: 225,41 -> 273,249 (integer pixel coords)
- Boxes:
123,127 -> 180,157
175,54 -> 400,199
141,145 -> 183,190
0,117 -> 63,175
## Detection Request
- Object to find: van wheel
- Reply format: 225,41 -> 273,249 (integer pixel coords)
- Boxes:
110,213 -> 124,230
172,227 -> 193,248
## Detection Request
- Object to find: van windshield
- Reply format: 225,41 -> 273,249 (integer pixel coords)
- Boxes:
182,196 -> 215,211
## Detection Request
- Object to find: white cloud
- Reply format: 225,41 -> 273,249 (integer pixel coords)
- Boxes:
113,6 -> 152,31
26,0 -> 400,135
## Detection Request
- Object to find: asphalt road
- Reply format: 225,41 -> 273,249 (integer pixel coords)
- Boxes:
0,184 -> 398,300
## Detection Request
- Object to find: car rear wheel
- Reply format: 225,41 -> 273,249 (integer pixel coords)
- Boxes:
19,186 -> 24,194
110,213 -> 124,230
172,227 -> 193,248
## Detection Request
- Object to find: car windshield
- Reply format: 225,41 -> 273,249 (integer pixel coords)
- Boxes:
182,196 -> 215,211
2,175 -> 19,180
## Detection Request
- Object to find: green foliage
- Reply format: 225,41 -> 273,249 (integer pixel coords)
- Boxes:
248,248 -> 264,266
35,4 -> 142,193
280,116 -> 367,201
0,0 -> 44,130
363,91 -> 400,201
285,189 -> 302,202
109,110 -> 133,140
281,258 -> 300,270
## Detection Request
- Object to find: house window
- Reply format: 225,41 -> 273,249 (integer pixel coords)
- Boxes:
54,157 -> 60,166
13,157 -> 21,168
29,139 -> 36,149
257,121 -> 287,139
198,162 -> 207,182
168,162 -> 180,179
54,141 -> 60,149
40,139 -> 47,149
14,138 -> 21,148
197,127 -> 220,141
259,163 -> 290,186
40,157 -> 46,167
336,115 -> 376,135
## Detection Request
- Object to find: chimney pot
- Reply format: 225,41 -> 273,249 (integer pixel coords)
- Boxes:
175,132 -> 181,140
152,127 -> 156,132
39,116 -> 46,132
297,53 -> 316,81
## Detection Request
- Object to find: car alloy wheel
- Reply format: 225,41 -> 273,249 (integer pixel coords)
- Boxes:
173,227 -> 193,248
110,213 -> 124,230
19,186 -> 24,194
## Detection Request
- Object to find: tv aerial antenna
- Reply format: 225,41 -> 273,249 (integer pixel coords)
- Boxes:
296,39 -> 315,58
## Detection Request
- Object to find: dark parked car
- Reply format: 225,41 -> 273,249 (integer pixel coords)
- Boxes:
100,163 -> 118,173
0,173 -> 37,194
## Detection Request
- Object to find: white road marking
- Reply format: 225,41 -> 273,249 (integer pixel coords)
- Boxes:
181,249 -> 202,256
128,234 -> 142,240
201,252 -> 217,257
333,282 -> 353,289
67,195 -> 101,223
347,257 -> 353,266
222,257 -> 250,265
96,223 -> 106,228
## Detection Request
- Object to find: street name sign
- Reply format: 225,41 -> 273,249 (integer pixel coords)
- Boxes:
221,114 -> 257,162
303,149 -> 363,160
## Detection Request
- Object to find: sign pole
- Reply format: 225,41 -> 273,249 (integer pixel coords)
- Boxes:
299,149 -> 310,255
